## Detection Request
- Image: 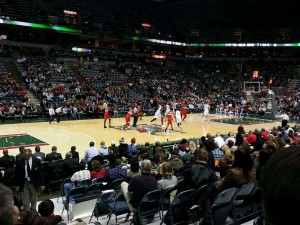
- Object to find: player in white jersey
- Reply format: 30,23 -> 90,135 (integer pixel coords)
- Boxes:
203,100 -> 210,123
149,104 -> 163,125
175,105 -> 182,131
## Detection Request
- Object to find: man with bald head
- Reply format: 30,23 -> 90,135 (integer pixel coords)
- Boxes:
15,148 -> 45,211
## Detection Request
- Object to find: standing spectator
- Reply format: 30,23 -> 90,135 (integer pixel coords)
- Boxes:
15,149 -> 45,211
235,125 -> 245,146
32,146 -> 45,161
84,141 -> 99,163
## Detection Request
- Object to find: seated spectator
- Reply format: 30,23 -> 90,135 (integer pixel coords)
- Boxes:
104,158 -> 127,184
0,149 -> 15,169
127,161 -> 141,179
63,152 -> 79,178
14,193 -> 64,225
128,150 -> 139,165
261,146 -> 300,225
158,162 -> 178,190
45,146 -> 62,162
0,183 -> 19,225
169,154 -> 184,172
68,146 -> 79,162
121,159 -> 158,212
90,160 -> 107,179
63,160 -> 90,197
32,146 -> 45,162
99,141 -> 109,156
38,199 -> 65,225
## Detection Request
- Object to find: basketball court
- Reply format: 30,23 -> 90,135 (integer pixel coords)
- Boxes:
0,113 -> 288,158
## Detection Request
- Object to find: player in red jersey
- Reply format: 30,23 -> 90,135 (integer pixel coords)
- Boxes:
181,103 -> 188,121
165,109 -> 174,133
137,104 -> 143,120
123,108 -> 133,130
103,105 -> 111,128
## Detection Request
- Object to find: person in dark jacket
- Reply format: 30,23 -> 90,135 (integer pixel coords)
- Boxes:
121,159 -> 158,212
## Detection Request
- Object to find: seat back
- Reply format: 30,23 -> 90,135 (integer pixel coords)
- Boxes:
139,189 -> 162,218
66,186 -> 87,209
236,181 -> 258,200
233,182 -> 259,224
165,189 -> 195,224
160,186 -> 178,211
109,178 -> 125,193
210,187 -> 239,225
76,179 -> 92,188
95,190 -> 116,217
191,184 -> 208,205
86,183 -> 101,195
92,176 -> 104,184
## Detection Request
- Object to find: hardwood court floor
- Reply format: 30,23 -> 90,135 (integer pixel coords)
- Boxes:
0,113 -> 286,158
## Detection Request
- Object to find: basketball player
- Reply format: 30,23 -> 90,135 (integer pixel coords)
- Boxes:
203,100 -> 210,123
137,104 -> 143,120
181,102 -> 188,121
103,105 -> 111,128
175,103 -> 182,132
150,104 -> 163,125
123,108 -> 133,130
165,108 -> 174,133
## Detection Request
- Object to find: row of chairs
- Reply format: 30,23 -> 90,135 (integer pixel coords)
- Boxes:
91,180 -> 260,225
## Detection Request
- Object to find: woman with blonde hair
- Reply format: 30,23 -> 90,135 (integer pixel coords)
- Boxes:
158,162 -> 178,190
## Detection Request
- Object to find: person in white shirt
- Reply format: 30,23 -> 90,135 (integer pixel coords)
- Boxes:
48,105 -> 55,124
63,159 -> 91,197
149,104 -> 163,125
203,101 -> 210,123
214,132 -> 225,148
99,141 -> 109,156
224,132 -> 236,145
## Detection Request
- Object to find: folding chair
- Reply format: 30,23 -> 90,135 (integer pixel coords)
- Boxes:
57,177 -> 72,202
76,178 -> 92,188
62,186 -> 86,221
161,189 -> 195,225
47,169 -> 64,195
206,187 -> 239,225
89,189 -> 116,224
107,192 -> 131,224
133,189 -> 162,225
92,176 -> 105,184
109,178 -> 125,194
232,181 -> 258,225
86,183 -> 102,196
160,186 -> 178,216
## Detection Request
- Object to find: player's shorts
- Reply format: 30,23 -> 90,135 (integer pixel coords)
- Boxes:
104,114 -> 110,120
125,116 -> 130,123
203,110 -> 209,116
154,112 -> 161,119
